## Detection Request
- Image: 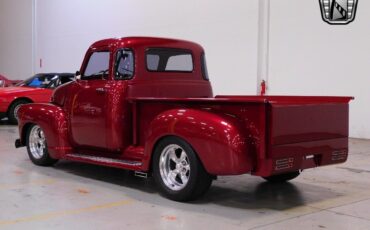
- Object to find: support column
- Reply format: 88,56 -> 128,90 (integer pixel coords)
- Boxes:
31,0 -> 37,74
257,0 -> 270,95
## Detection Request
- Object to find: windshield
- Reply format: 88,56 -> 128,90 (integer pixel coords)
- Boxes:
83,51 -> 110,79
17,75 -> 58,88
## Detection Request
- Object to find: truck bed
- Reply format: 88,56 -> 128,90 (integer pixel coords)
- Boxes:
130,95 -> 352,176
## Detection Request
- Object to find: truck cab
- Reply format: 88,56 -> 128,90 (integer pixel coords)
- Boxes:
53,37 -> 212,151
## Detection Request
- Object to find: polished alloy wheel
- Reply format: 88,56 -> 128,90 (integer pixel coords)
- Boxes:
153,137 -> 213,201
13,104 -> 23,120
159,144 -> 190,191
28,125 -> 46,159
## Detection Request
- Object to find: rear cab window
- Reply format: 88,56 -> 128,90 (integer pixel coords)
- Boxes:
146,48 -> 193,72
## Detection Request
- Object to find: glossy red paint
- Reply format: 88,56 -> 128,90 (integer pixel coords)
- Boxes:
0,74 -> 21,87
17,37 -> 353,178
17,103 -> 71,159
0,86 -> 52,114
142,107 -> 252,175
1,73 -> 74,122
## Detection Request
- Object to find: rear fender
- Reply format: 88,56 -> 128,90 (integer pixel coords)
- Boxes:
143,109 -> 252,175
18,103 -> 71,159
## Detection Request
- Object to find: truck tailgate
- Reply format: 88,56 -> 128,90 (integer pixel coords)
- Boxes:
269,103 -> 349,146
265,96 -> 352,174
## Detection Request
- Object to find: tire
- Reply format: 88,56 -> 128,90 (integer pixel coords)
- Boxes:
26,124 -> 58,166
152,136 -> 212,201
8,99 -> 29,124
263,171 -> 300,183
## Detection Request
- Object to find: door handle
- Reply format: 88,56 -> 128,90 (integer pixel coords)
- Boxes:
96,88 -> 106,93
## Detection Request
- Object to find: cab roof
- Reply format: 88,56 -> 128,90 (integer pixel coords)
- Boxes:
89,36 -> 204,53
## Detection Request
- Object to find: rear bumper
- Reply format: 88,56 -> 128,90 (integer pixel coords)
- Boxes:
254,137 -> 348,177
0,112 -> 6,119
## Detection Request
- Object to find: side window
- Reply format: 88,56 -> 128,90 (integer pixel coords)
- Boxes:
51,75 -> 74,88
46,76 -> 60,89
115,49 -> 134,80
83,51 -> 110,79
146,48 -> 193,72
147,54 -> 160,70
28,77 -> 44,87
201,53 -> 209,80
28,75 -> 54,88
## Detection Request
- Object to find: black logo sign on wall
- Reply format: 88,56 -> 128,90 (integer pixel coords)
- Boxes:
319,0 -> 359,25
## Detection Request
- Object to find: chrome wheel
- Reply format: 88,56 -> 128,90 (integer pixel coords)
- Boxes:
159,144 -> 190,191
13,104 -> 23,120
28,125 -> 46,159
153,137 -> 212,201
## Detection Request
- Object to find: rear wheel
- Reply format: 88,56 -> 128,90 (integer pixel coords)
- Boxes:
26,124 -> 58,166
263,171 -> 300,183
153,136 -> 212,201
8,99 -> 29,124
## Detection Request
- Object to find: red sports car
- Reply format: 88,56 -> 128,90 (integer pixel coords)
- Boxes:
0,74 -> 22,87
0,73 -> 74,124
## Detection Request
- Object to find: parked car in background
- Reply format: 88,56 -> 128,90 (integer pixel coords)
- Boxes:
0,74 -> 22,87
0,73 -> 74,124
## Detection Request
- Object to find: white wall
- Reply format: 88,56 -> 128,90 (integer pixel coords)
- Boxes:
268,0 -> 370,139
35,0 -> 259,95
0,0 -> 33,80
0,0 -> 369,138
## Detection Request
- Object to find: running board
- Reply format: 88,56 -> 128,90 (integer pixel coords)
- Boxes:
65,153 -> 142,170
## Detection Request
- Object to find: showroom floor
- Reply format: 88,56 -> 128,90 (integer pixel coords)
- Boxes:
1,120 -> 370,230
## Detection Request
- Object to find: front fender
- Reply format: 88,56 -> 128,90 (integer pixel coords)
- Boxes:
18,103 -> 71,159
0,95 -> 13,112
144,109 -> 252,175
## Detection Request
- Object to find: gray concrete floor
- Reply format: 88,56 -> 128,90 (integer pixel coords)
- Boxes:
1,120 -> 370,230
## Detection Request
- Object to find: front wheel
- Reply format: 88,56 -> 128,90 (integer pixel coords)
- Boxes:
26,124 -> 58,166
262,171 -> 300,183
152,136 -> 212,201
8,99 -> 29,124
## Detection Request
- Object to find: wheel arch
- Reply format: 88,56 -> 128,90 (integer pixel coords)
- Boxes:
142,108 -> 253,175
17,103 -> 71,159
6,97 -> 33,116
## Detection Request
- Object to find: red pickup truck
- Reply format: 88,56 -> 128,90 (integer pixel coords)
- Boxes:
15,37 -> 352,201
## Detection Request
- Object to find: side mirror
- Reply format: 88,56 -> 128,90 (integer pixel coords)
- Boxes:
0,80 -> 4,87
75,71 -> 81,80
